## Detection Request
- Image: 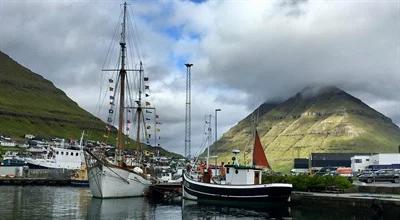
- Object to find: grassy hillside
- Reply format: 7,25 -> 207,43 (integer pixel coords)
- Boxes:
0,51 -> 106,140
209,86 -> 400,172
0,51 -> 181,158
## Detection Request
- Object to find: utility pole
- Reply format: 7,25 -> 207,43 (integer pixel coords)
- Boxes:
184,63 -> 193,159
214,109 -> 221,143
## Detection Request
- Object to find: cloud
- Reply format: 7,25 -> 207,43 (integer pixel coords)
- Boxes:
0,0 -> 399,155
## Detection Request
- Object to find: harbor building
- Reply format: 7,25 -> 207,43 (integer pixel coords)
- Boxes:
351,153 -> 400,171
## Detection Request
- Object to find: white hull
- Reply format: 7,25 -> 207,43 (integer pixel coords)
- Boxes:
88,164 -> 151,198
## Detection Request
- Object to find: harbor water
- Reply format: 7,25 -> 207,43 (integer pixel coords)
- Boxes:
0,186 -> 387,219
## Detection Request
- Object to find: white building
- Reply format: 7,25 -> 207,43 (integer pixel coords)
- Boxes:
351,155 -> 371,172
24,134 -> 35,139
0,141 -> 17,147
351,153 -> 400,172
369,153 -> 400,165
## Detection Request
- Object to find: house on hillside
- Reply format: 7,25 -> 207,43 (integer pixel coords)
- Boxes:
0,140 -> 17,147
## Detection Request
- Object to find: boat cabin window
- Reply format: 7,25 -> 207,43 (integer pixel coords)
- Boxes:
254,171 -> 260,185
235,169 -> 238,174
56,151 -> 59,155
61,152 -> 64,155
226,168 -> 229,174
76,153 -> 79,156
66,152 -> 69,156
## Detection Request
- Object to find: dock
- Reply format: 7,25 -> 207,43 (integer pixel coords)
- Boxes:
0,177 -> 71,186
149,182 -> 182,201
292,191 -> 400,217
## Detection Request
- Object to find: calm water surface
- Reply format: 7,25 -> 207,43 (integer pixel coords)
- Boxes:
0,186 -> 386,219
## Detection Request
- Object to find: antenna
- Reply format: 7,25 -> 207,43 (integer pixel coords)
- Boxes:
185,63 -> 193,159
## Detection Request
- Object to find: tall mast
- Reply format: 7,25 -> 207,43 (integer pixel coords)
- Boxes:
117,2 -> 127,162
136,62 -> 143,162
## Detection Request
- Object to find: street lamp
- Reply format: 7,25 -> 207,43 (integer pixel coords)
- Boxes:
215,108 -> 221,143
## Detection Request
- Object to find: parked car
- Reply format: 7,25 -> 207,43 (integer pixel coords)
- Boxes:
358,169 -> 400,183
315,167 -> 337,176
336,167 -> 353,177
356,169 -> 373,177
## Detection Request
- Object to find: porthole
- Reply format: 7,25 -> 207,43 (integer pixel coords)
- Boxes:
235,169 -> 238,174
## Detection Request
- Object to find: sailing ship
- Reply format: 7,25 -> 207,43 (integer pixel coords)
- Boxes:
84,2 -> 152,198
183,130 -> 292,202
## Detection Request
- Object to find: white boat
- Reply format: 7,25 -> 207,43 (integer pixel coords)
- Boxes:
86,162 -> 150,198
183,130 -> 292,203
25,146 -> 83,170
85,2 -> 153,198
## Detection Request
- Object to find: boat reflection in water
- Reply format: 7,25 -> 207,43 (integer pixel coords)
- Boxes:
88,197 -> 152,219
182,199 -> 291,220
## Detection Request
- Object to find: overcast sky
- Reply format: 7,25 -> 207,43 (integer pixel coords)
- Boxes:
0,0 -> 399,155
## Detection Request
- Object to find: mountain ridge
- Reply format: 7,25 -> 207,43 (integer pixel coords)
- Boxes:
209,86 -> 400,172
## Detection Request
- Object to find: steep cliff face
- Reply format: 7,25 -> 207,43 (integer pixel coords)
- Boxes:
210,86 -> 400,172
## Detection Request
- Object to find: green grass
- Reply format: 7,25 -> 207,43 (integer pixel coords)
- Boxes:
262,174 -> 353,191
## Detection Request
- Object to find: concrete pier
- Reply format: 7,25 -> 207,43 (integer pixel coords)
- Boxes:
292,191 -> 400,218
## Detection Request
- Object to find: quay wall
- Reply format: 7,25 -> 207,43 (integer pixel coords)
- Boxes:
291,191 -> 400,219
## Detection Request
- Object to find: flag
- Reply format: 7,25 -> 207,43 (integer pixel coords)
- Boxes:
145,102 -> 150,106
155,115 -> 159,118
144,77 -> 149,81
145,93 -> 149,97
127,120 -> 131,123
109,87 -> 113,91
108,79 -> 113,83
156,122 -> 161,125
146,126 -> 151,129
110,101 -> 114,105
110,96 -> 114,100
146,110 -> 152,113
145,85 -> 149,89
109,109 -> 114,114
126,127 -> 129,131
148,134 -> 151,138
146,118 -> 150,121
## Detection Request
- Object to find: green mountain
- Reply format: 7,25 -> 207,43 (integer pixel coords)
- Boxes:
0,51 -> 181,158
210,86 -> 400,172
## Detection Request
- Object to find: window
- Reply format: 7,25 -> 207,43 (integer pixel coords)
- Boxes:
61,152 -> 64,155
366,159 -> 369,161
76,153 -> 78,156
66,152 -> 68,156
56,151 -> 59,155
355,159 -> 362,163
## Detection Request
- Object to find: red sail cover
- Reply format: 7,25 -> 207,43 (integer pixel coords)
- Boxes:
253,130 -> 271,169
